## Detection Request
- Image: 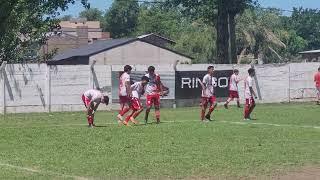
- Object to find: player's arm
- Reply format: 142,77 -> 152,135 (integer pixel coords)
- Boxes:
87,101 -> 94,115
248,78 -> 257,98
125,80 -> 132,97
200,77 -> 206,90
235,76 -> 241,83
159,81 -> 164,96
92,102 -> 100,112
249,87 -> 257,98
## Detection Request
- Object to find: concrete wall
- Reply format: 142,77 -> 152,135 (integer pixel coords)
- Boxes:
89,40 -> 192,65
0,63 -> 319,113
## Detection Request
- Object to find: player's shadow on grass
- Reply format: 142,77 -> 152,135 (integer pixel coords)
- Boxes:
133,121 -> 169,126
94,125 -> 109,128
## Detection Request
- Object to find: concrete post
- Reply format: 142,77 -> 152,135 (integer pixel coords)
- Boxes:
0,61 -> 7,114
46,65 -> 51,112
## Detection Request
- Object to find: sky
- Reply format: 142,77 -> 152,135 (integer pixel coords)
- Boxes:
59,0 -> 320,17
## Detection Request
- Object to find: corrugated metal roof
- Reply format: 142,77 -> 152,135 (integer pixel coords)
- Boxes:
48,36 -> 193,63
299,49 -> 320,54
50,38 -> 136,61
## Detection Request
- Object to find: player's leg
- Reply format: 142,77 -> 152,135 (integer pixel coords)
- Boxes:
200,98 -> 208,121
132,108 -> 143,120
82,95 -> 93,127
144,95 -> 152,124
123,110 -> 135,126
248,98 -> 256,119
154,95 -> 161,124
224,97 -> 232,109
127,98 -> 141,124
235,91 -> 241,108
244,99 -> 250,120
117,96 -> 130,122
317,88 -> 320,105
236,98 -> 241,108
205,96 -> 217,121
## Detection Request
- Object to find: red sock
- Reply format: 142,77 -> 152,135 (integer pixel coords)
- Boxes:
87,115 -> 93,125
119,107 -> 130,116
133,109 -> 142,119
125,111 -> 135,123
207,105 -> 215,116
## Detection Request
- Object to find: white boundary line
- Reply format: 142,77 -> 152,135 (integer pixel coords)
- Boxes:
0,120 -> 319,129
0,162 -> 89,180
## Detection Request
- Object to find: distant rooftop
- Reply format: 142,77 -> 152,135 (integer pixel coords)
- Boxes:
299,49 -> 320,54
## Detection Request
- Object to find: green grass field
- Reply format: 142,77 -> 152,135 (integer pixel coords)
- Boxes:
0,103 -> 319,179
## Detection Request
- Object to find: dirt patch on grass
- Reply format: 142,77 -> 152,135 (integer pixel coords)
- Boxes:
184,166 -> 320,180
267,166 -> 320,180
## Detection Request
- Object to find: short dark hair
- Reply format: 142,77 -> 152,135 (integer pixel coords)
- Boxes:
141,76 -> 149,82
148,66 -> 155,73
234,69 -> 239,73
124,65 -> 132,72
207,66 -> 214,70
103,96 -> 109,105
318,66 -> 320,71
248,68 -> 255,75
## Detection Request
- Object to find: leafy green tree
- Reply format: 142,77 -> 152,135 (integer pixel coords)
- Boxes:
104,0 -> 139,38
288,8 -> 320,50
236,8 -> 286,63
134,5 -> 182,38
134,4 -> 216,63
0,0 -> 89,63
79,8 -> 103,21
173,22 -> 216,63
166,0 -> 253,64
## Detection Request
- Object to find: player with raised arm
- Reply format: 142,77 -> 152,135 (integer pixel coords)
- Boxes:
82,89 -> 109,128
123,76 -> 149,126
117,65 -> 132,124
200,66 -> 217,122
224,69 -> 241,109
244,68 -> 257,121
314,66 -> 320,105
144,66 -> 163,124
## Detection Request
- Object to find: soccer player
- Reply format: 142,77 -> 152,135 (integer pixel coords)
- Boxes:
244,68 -> 257,121
123,76 -> 149,126
200,66 -> 217,122
314,66 -> 320,105
224,69 -> 241,109
81,89 -> 109,128
144,66 -> 163,124
117,65 -> 133,124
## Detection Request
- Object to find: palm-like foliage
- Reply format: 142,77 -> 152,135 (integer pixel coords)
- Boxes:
236,9 -> 286,64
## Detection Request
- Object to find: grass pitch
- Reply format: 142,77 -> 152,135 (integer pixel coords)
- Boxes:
0,103 -> 319,179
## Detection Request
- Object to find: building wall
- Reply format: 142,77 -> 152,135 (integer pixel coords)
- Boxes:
89,41 -> 192,65
0,63 -> 319,113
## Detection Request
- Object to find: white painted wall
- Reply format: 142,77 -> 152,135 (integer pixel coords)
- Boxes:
0,63 -> 319,113
89,40 -> 192,65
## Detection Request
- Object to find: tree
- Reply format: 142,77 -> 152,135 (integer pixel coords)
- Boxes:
166,0 -> 252,64
173,21 -> 216,63
134,5 -> 182,37
288,8 -> 320,50
79,8 -> 103,21
104,0 -> 139,38
0,0 -> 89,63
134,4 -> 216,63
236,8 -> 287,63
